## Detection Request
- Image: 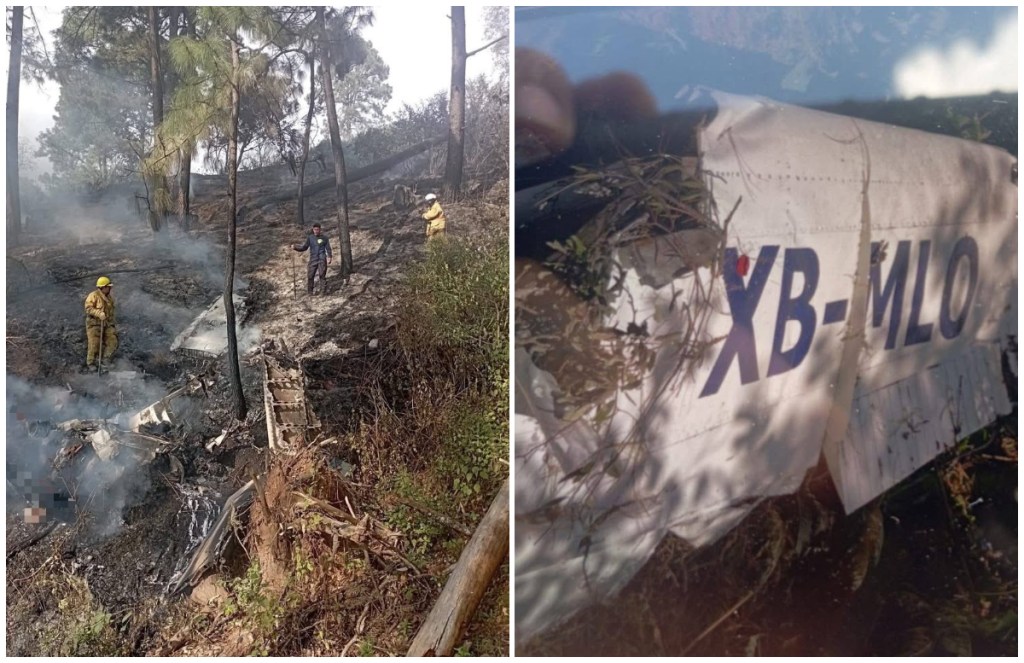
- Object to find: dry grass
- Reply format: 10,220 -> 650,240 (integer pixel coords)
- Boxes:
520,417 -> 1018,656
516,153 -> 733,541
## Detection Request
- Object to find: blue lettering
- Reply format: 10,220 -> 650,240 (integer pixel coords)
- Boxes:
939,236 -> 979,339
699,246 -> 779,398
869,240 -> 910,349
905,240 -> 934,346
822,300 -> 848,325
767,248 -> 819,376
698,236 -> 980,395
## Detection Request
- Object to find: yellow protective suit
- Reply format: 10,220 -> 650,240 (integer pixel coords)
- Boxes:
422,201 -> 446,239
84,288 -> 117,366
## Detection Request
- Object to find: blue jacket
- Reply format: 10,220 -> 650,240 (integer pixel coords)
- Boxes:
294,232 -> 333,263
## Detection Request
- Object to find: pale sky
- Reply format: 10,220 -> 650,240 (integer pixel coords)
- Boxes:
4,5 -> 503,178
893,15 -> 1018,99
362,5 -> 496,114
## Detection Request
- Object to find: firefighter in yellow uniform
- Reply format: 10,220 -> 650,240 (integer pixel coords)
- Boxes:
421,193 -> 446,240
84,276 -> 118,369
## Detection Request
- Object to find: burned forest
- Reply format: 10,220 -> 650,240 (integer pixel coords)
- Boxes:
6,6 -> 509,656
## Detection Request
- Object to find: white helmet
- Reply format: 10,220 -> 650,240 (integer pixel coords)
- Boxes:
424,193 -> 437,202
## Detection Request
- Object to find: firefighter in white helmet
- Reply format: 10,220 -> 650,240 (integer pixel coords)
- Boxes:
421,193 -> 446,240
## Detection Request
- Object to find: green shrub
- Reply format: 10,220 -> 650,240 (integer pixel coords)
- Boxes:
222,560 -> 291,654
398,238 -> 508,392
438,401 -> 507,505
45,575 -> 122,656
381,236 -> 509,507
387,469 -> 449,564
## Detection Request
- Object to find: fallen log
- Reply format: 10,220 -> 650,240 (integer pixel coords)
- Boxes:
52,264 -> 175,284
407,479 -> 509,657
241,133 -> 446,213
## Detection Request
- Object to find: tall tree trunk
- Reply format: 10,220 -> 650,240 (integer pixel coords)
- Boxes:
442,6 -> 467,203
178,8 -> 195,221
148,7 -> 165,137
6,6 -> 23,245
225,36 -> 247,421
317,6 -> 353,280
147,6 -> 166,231
166,6 -> 181,214
296,52 -> 316,227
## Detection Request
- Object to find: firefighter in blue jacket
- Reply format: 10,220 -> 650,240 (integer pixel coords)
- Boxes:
293,223 -> 333,295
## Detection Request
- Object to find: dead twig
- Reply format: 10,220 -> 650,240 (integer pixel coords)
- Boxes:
12,552 -> 59,584
340,601 -> 374,657
394,496 -> 473,537
680,589 -> 756,656
6,521 -> 59,561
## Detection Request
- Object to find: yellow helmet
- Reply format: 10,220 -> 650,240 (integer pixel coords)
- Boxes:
96,276 -> 112,288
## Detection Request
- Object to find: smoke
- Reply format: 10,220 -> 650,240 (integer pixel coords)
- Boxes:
143,231 -> 231,288
238,324 -> 264,356
120,290 -> 196,334
26,188 -> 140,244
5,371 -> 180,537
23,181 -> 238,290
13,183 -> 252,361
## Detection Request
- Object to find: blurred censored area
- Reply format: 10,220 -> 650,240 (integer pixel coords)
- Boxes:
9,468 -> 69,524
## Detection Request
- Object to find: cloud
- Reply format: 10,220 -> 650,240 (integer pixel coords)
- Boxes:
893,16 -> 1018,98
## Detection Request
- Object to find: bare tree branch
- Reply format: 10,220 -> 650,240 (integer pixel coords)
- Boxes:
466,34 -> 506,59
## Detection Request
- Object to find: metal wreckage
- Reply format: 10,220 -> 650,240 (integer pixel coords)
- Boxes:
9,291 -> 327,596
515,91 -> 1018,641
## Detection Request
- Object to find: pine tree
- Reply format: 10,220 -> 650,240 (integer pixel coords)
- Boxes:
153,6 -> 285,419
38,8 -> 152,193
147,6 -> 168,231
313,6 -> 375,280
317,6 -> 352,280
442,8 -> 505,202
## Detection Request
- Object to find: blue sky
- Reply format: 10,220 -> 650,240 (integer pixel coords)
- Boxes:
516,6 -> 1017,110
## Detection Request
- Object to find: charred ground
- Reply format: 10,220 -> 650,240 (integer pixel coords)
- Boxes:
6,166 -> 509,656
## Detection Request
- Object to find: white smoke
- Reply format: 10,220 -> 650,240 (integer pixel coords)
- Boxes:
6,372 -> 178,536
